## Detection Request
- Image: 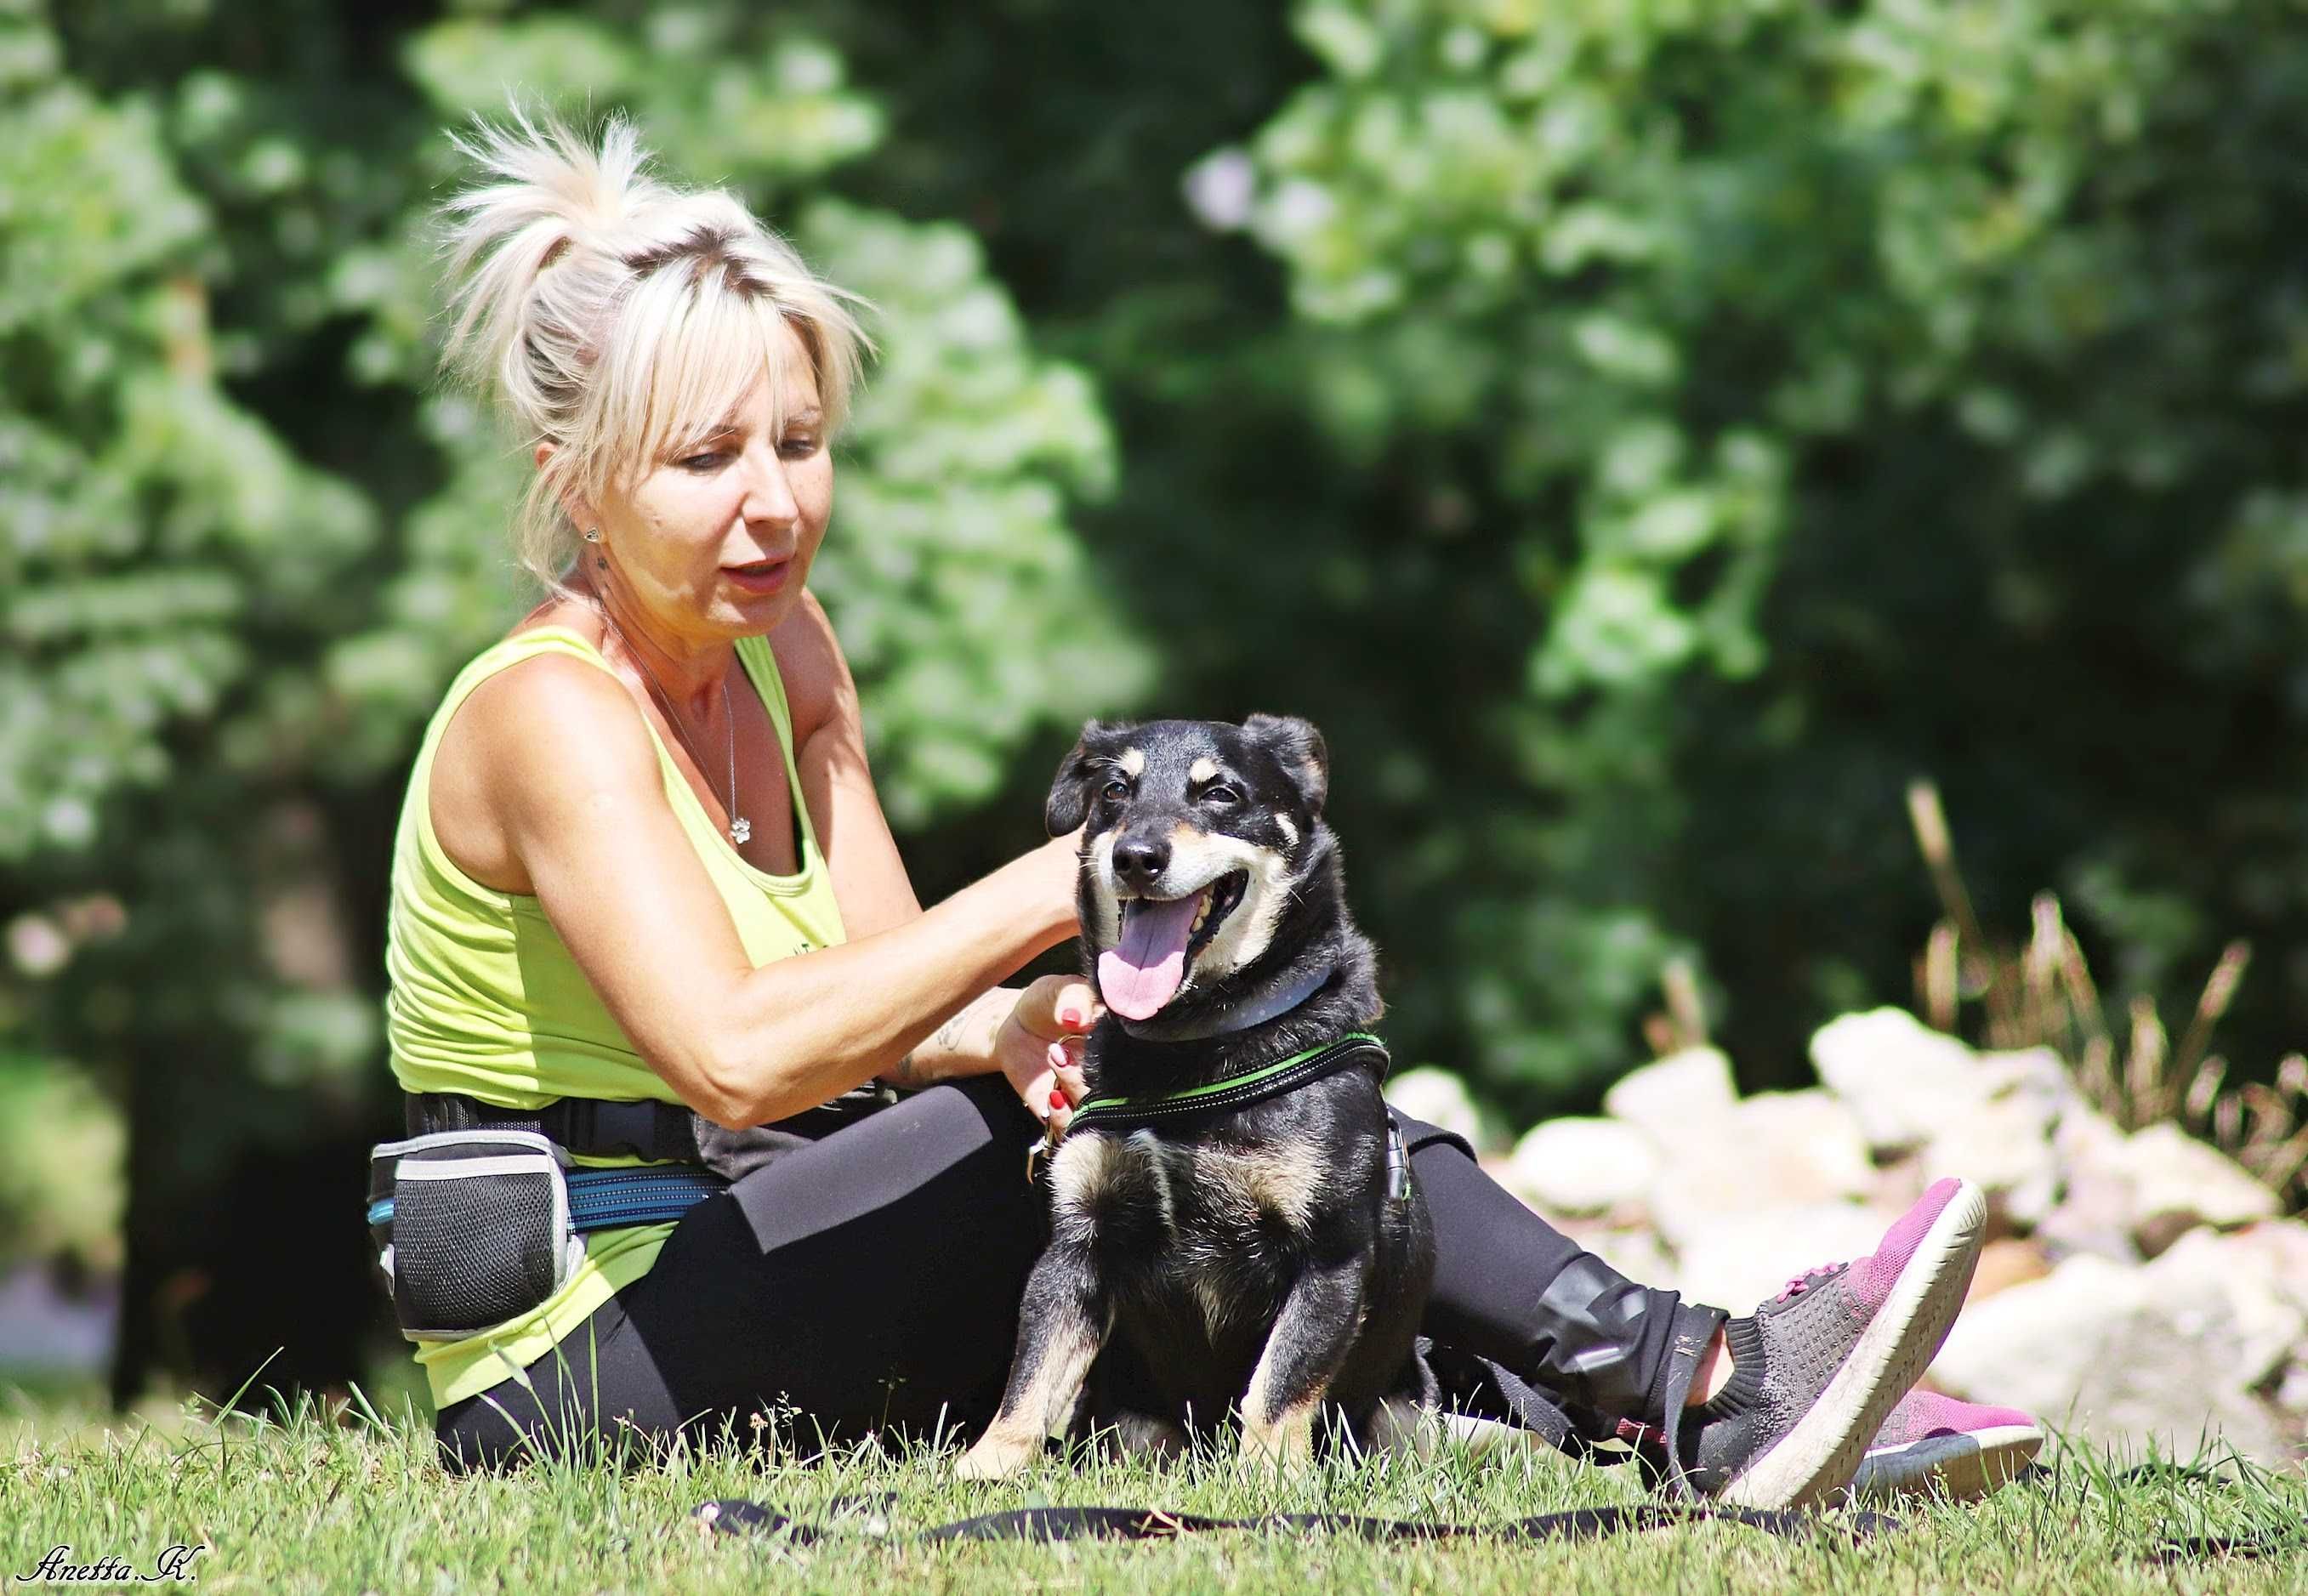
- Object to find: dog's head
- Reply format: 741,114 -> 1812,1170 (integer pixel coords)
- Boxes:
1046,713 -> 1329,1023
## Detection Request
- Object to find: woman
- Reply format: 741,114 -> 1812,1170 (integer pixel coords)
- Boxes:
385,108 -> 2036,1505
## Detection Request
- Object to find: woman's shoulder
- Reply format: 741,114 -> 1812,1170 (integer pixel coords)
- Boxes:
764,588 -> 856,750
427,614 -> 662,894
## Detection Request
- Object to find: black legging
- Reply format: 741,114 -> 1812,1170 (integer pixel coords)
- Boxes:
434,1077 -> 1701,1473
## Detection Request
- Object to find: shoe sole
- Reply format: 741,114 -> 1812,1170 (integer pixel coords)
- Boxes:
1717,1179 -> 1987,1511
1847,1423 -> 2044,1502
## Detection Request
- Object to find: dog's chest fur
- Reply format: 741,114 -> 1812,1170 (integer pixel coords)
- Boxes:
1049,1126 -> 1336,1335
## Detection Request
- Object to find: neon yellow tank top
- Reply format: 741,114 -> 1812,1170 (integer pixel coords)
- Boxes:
384,625 -> 847,1410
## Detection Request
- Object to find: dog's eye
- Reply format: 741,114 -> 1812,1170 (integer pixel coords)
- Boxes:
1201,784 -> 1242,807
1100,778 -> 1130,802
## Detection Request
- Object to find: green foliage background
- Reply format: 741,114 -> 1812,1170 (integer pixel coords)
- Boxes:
6,0 -> 2308,1398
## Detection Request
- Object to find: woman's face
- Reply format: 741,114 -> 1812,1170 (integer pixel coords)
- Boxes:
585,317 -> 833,645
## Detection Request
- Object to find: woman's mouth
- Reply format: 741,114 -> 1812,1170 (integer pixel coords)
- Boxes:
723,557 -> 792,595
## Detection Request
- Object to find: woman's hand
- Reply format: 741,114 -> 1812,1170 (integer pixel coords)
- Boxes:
995,973 -> 1101,1132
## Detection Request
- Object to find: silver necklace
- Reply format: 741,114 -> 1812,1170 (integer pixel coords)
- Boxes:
597,608 -> 751,847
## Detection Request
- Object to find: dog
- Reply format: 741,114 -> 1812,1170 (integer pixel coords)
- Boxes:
956,713 -> 1436,1479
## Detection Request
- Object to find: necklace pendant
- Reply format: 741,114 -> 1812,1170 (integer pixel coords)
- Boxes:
729,815 -> 753,846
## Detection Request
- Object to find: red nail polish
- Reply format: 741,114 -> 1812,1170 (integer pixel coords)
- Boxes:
1049,1088 -> 1066,1110
1060,1008 -> 1083,1028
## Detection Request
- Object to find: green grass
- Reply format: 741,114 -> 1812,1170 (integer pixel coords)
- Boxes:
1,1377 -> 2302,1594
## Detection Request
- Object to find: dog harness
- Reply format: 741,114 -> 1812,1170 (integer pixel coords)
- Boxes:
1066,1031 -> 1388,1133
1034,1031 -> 1411,1200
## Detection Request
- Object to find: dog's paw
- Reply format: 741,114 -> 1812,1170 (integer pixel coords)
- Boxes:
1359,1395 -> 1441,1462
1232,1422 -> 1316,1485
953,1430 -> 1039,1481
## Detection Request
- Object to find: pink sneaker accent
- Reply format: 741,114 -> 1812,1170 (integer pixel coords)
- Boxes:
1852,1177 -> 1964,1309
1706,1176 -> 1987,1510
1850,1389 -> 2044,1502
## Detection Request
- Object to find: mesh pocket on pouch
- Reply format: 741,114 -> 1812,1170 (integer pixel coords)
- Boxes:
367,1132 -> 581,1342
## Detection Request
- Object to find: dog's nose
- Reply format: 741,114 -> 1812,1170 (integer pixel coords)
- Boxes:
1112,835 -> 1169,886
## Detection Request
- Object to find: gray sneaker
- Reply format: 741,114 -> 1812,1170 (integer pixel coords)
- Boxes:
1643,1178 -> 1988,1509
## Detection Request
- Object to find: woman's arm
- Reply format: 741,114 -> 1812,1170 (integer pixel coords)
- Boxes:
469,651 -> 1083,1130
767,592 -> 1095,1105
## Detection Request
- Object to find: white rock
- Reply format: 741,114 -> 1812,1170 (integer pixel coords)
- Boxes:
2105,1123 -> 2280,1233
1504,1117 -> 1659,1216
1811,1008 -> 2073,1226
1646,1090 -> 1875,1247
1601,1048 -> 1737,1141
2034,1104 -> 2141,1263
1384,1067 -> 1485,1150
1811,1008 -> 1986,1152
1921,1050 -> 2074,1230
1578,1225 -> 1680,1293
1932,1228 -> 2308,1465
1669,1202 -> 1895,1316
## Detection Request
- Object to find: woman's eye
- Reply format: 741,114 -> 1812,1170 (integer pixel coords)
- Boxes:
679,451 -> 726,471
780,435 -> 821,459
1100,778 -> 1130,803
1202,784 -> 1241,806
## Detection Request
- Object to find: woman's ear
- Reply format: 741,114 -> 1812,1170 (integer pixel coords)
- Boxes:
1045,719 -> 1123,836
1242,713 -> 1329,817
534,440 -> 598,533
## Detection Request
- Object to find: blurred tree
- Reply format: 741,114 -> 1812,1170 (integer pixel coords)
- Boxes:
3,0 -> 1142,1406
1184,0 -> 2308,1105
12,0 -> 2308,1411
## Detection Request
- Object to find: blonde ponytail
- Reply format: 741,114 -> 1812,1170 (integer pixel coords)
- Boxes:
432,102 -> 870,592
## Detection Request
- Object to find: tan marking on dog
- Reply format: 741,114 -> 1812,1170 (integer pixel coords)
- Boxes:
1049,1133 -> 1117,1223
1117,747 -> 1145,779
1165,831 -> 1293,984
1188,756 -> 1219,785
956,1310 -> 1108,1480
1237,1388 -> 1322,1474
1191,1141 -> 1327,1230
1085,830 -> 1122,949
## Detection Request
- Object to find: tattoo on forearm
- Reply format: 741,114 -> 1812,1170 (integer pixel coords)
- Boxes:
890,989 -> 1017,1088
934,1007 -> 973,1053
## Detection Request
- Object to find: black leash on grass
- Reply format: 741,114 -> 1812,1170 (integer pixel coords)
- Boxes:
690,1496 -> 1901,1547
2121,1463 -> 2308,1564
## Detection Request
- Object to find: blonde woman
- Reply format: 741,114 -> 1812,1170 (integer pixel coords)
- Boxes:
384,108 -> 2032,1505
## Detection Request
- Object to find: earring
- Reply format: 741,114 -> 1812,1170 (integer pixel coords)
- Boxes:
583,528 -> 600,542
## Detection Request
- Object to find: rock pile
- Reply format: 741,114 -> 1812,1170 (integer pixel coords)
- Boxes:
1401,1007 -> 2308,1466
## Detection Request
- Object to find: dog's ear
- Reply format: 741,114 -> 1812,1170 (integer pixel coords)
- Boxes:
1045,718 -> 1124,836
1242,713 -> 1328,817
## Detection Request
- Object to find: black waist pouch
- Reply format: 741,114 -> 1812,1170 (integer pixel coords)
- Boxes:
367,1130 -> 586,1342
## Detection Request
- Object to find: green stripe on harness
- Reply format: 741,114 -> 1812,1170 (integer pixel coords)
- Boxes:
1065,1031 -> 1388,1136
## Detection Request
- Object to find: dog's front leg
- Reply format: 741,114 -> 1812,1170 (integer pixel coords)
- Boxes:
955,1239 -> 1110,1481
1236,1252 -> 1368,1475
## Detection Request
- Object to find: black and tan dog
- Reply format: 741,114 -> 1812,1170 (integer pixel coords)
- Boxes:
957,714 -> 1435,1478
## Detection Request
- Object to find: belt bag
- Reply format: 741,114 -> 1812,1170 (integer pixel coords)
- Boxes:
367,1129 -> 586,1343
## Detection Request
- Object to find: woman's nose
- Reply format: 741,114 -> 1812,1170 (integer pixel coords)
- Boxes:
738,442 -> 800,526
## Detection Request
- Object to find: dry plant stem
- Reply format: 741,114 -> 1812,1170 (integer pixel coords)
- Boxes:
2171,940 -> 2250,1086
1908,797 -> 2302,1211
1662,957 -> 1708,1051
2124,997 -> 2169,1131
1923,921 -> 1959,1033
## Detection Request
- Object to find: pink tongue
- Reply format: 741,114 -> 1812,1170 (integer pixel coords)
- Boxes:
1099,892 -> 1204,1020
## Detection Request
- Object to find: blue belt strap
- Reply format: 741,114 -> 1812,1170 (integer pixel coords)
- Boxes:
367,1166 -> 729,1233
